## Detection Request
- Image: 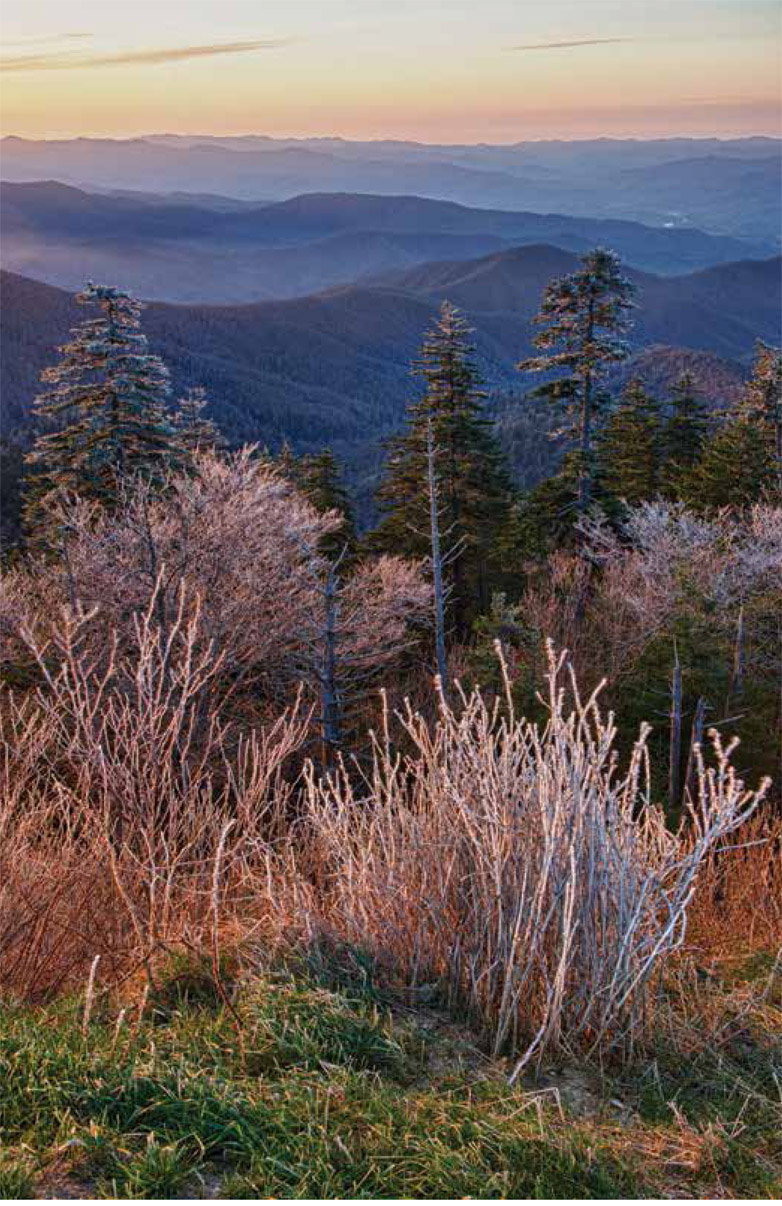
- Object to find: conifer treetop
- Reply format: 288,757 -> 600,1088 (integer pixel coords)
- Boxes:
23,281 -> 177,544
520,247 -> 635,380
741,340 -> 782,430
372,299 -> 513,629
518,247 -> 637,516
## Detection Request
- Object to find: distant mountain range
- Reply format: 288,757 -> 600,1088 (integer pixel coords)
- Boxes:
3,248 -> 777,512
2,181 -> 776,305
3,135 -> 780,241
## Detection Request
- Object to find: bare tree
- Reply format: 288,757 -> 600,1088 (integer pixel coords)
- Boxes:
295,547 -> 431,760
669,646 -> 682,813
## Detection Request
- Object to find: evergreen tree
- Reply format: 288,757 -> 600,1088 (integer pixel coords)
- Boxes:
172,387 -> 223,456
276,440 -> 299,484
372,302 -> 513,630
294,448 -> 357,558
513,455 -> 580,558
276,444 -> 356,558
660,373 -> 710,499
23,284 -> 176,544
740,340 -> 782,489
519,248 -> 636,516
596,378 -> 662,511
687,416 -> 774,509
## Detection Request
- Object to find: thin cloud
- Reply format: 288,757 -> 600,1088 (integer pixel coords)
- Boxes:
682,95 -> 775,104
2,32 -> 92,47
0,39 -> 289,73
508,37 -> 633,51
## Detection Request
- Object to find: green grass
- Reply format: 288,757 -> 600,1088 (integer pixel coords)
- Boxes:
1,958 -> 779,1199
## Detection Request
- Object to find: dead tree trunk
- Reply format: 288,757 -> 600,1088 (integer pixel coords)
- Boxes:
684,695 -> 706,804
726,604 -> 745,715
669,649 -> 682,814
320,564 -> 341,763
427,420 -> 449,697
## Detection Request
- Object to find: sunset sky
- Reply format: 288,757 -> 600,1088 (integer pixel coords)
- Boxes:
2,0 -> 780,142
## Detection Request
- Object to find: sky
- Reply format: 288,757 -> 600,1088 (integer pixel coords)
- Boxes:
1,0 -> 780,142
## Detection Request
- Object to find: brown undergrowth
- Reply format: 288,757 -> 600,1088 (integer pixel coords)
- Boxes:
2,592 -> 778,1082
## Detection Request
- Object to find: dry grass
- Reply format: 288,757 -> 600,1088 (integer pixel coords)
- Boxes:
299,643 -> 770,1071
0,589 -> 777,1081
689,808 -> 782,961
0,585 -> 310,1001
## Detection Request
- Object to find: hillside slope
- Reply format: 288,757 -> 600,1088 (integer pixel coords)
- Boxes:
1,182 -> 775,304
2,956 -> 778,1200
2,251 -> 774,504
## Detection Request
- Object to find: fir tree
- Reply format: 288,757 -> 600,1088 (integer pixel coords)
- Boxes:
513,455 -> 580,558
172,387 -> 223,456
293,448 -> 357,558
24,283 -> 176,544
519,248 -> 636,516
740,340 -> 782,489
372,301 -> 513,630
596,379 -> 662,511
660,373 -> 710,499
276,440 -> 299,484
687,416 -> 774,510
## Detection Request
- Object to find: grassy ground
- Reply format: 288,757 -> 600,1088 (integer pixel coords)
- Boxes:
1,954 -> 780,1200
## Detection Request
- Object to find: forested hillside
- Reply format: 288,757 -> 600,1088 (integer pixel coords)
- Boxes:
2,265 -> 780,1122
2,250 -> 774,472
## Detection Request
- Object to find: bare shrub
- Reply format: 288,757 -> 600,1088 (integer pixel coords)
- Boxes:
1,451 -> 431,747
0,583 -> 309,1000
520,502 -> 782,698
301,644 -> 768,1071
0,448 -> 432,1000
1,450 -> 342,706
1,526 -> 772,1069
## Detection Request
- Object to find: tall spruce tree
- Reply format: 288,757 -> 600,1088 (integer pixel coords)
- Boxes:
596,378 -> 662,511
660,373 -> 710,499
740,340 -> 782,490
372,301 -> 513,630
519,248 -> 636,516
24,284 -> 176,544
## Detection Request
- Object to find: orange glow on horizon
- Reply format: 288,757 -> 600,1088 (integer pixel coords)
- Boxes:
2,2 -> 780,143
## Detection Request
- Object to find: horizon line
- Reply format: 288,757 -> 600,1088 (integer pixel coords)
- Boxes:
3,130 -> 781,145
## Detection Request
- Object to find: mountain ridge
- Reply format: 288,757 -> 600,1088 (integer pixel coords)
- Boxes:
2,181 -> 775,306
3,135 -> 780,238
2,257 -> 768,520
2,246 -> 774,438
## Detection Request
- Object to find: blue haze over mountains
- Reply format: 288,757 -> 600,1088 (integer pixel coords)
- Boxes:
1,133 -> 781,511
3,134 -> 780,241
